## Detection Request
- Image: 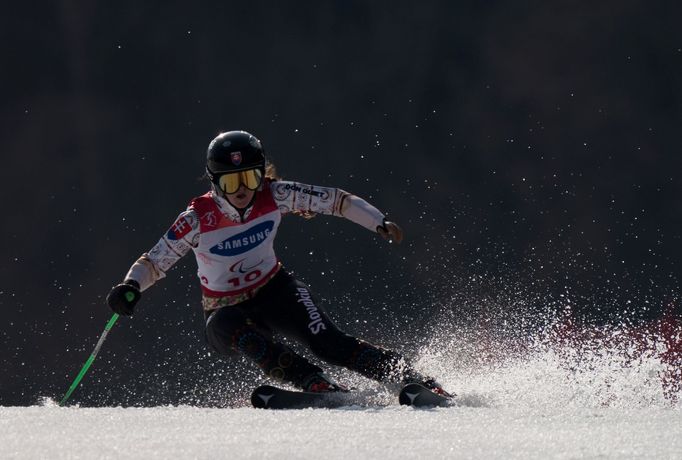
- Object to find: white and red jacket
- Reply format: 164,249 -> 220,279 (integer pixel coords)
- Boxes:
124,179 -> 386,306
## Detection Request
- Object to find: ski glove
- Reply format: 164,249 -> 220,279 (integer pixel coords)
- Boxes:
377,219 -> 403,244
106,280 -> 141,316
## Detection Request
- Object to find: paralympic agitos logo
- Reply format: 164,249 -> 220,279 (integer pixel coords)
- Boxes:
209,221 -> 274,256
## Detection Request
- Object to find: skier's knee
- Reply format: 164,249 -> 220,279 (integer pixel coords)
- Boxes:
204,321 -> 236,357
204,312 -> 244,357
206,321 -> 270,363
233,329 -> 269,363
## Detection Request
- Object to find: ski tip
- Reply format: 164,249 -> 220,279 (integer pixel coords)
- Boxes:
251,385 -> 278,409
399,383 -> 452,408
250,385 -> 351,409
399,383 -> 422,406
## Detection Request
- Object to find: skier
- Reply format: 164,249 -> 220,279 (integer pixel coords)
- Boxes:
106,130 -> 450,398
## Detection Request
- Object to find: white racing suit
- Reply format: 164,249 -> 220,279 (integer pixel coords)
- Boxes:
124,179 -> 386,309
122,179 -> 421,388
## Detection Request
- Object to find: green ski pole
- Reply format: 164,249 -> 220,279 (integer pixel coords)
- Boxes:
59,313 -> 120,406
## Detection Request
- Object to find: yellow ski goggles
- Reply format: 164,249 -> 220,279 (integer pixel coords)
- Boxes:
217,168 -> 263,194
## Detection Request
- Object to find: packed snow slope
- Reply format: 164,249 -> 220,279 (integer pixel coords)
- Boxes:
3,309 -> 681,460
2,404 -> 681,459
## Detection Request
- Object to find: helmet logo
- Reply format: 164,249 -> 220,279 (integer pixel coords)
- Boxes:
231,151 -> 243,166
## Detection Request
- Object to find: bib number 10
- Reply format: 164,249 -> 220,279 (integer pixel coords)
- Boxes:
227,270 -> 262,288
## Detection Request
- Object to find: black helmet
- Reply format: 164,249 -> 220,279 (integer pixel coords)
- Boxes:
206,131 -> 265,177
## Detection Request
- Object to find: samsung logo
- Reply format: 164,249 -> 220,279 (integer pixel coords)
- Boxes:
210,221 -> 274,256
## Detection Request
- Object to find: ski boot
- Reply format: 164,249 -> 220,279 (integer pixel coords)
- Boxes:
420,378 -> 453,398
302,372 -> 349,393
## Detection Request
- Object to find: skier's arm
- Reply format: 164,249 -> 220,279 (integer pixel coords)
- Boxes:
107,209 -> 199,316
124,209 -> 200,291
271,180 -> 403,243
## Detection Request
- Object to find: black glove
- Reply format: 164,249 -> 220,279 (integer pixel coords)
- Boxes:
106,280 -> 141,316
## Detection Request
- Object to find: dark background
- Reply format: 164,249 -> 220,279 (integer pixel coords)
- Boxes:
1,1 -> 680,406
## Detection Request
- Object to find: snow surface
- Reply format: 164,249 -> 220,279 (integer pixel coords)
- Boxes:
1,404 -> 681,459
3,310 -> 680,459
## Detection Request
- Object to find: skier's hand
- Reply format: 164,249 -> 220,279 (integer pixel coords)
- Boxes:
106,280 -> 141,316
377,220 -> 403,244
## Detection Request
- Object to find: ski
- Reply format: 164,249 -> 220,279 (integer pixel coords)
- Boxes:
251,385 -> 350,409
398,383 -> 451,408
252,383 -> 452,409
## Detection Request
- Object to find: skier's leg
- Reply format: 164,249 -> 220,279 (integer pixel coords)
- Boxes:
303,318 -> 450,395
204,305 -> 323,387
258,275 -> 414,384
